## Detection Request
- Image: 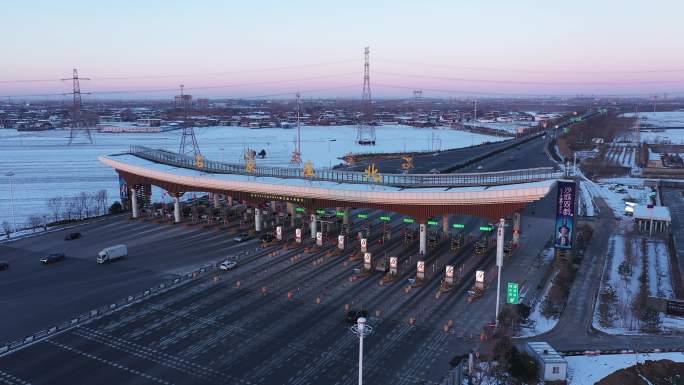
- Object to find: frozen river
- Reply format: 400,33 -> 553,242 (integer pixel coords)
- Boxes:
0,124 -> 504,228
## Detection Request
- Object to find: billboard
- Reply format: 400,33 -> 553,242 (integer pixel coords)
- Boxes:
554,181 -> 576,249
119,176 -> 128,200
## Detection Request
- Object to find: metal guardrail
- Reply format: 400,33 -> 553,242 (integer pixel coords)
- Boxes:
0,263 -> 221,357
129,145 -> 562,187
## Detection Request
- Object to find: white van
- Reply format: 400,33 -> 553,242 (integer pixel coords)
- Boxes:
97,244 -> 127,264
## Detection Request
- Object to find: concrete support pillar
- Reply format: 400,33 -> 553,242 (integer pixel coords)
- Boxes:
286,202 -> 295,227
213,193 -> 220,208
343,208 -> 350,226
442,214 -> 449,235
270,201 -> 277,212
310,214 -> 317,239
419,222 -> 427,256
255,207 -> 262,232
226,195 -> 233,207
131,186 -> 139,218
512,212 -> 521,245
173,195 -> 181,223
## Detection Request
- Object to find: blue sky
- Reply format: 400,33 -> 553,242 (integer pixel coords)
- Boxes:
1,0 -> 683,98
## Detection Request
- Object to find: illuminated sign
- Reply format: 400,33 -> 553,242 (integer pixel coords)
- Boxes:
357,213 -> 368,219
403,218 -> 414,223
380,216 -> 391,221
249,193 -> 305,204
295,207 -> 306,213
479,226 -> 493,231
336,211 -> 345,217
452,223 -> 465,229
316,209 -> 326,215
427,220 -> 439,226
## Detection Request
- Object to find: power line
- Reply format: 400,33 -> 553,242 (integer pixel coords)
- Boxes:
0,59 -> 359,84
375,59 -> 684,75
374,71 -> 684,86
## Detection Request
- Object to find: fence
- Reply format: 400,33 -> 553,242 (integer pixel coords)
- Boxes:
129,145 -> 562,188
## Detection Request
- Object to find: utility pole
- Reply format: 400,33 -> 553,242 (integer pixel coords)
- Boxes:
291,92 -> 302,165
356,47 -> 376,145
62,68 -> 92,145
6,172 -> 16,233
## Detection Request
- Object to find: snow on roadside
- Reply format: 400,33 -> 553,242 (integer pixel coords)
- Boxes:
566,352 -> 684,385
517,248 -> 558,337
579,182 -> 595,217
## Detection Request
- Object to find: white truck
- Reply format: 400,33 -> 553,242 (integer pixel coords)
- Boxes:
97,244 -> 127,264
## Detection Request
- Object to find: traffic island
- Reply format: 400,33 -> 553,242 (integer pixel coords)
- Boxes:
380,272 -> 399,284
348,252 -> 362,261
410,277 -> 426,288
438,280 -> 455,293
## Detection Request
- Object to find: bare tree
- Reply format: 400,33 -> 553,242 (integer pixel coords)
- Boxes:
64,196 -> 79,220
46,196 -> 63,222
2,221 -> 11,239
28,215 -> 42,232
95,190 -> 108,216
77,193 -> 89,219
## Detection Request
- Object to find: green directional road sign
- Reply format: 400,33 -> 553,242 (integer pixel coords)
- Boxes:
507,282 -> 519,304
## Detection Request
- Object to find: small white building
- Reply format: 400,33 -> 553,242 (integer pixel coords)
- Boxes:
525,342 -> 567,382
634,204 -> 671,234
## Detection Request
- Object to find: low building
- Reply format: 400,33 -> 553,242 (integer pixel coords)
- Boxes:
634,204 -> 671,233
524,342 -> 567,382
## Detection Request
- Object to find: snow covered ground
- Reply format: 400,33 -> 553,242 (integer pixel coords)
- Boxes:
566,351 -> 684,385
462,120 -> 537,133
594,177 -> 652,218
517,248 -> 558,337
622,110 -> 684,144
0,125 -> 504,227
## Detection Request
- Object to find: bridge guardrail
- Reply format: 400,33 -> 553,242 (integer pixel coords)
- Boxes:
128,145 -> 562,187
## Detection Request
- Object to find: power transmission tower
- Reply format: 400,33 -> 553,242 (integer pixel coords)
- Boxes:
291,92 -> 303,165
178,84 -> 201,157
356,47 -> 376,145
62,68 -> 92,145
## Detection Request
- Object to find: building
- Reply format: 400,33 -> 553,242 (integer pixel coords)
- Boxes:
634,204 -> 671,234
524,342 -> 567,382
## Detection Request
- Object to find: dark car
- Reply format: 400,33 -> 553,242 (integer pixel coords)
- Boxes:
346,309 -> 368,325
0,261 -> 8,271
40,253 -> 66,264
64,232 -> 82,240
233,233 -> 253,243
260,233 -> 275,243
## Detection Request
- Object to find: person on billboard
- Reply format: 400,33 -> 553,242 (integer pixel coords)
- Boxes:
556,221 -> 572,247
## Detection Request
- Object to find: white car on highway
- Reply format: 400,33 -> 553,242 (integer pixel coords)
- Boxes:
219,259 -> 237,271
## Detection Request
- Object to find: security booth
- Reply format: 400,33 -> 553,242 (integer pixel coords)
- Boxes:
524,342 -> 567,382
634,204 -> 671,234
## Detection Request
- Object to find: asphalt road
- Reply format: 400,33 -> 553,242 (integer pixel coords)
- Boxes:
661,188 -> 684,295
341,135 -> 545,174
0,216 -> 262,343
0,208 -> 524,385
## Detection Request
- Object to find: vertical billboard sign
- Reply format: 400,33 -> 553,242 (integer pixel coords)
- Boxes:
554,181 -> 576,249
119,176 -> 129,201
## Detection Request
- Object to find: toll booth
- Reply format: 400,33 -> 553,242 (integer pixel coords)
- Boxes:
382,223 -> 391,241
475,238 -> 488,255
403,226 -> 416,245
450,233 -> 463,251
341,223 -> 350,236
427,230 -> 439,249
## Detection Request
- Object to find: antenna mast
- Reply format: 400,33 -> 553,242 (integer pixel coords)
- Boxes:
356,47 -> 376,145
62,68 -> 92,145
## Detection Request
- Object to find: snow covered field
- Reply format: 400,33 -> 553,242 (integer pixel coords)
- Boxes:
622,110 -> 684,144
0,125 -> 503,227
566,351 -> 684,385
462,120 -> 537,133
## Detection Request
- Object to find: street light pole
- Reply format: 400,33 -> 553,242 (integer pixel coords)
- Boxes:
495,218 -> 505,328
6,172 -> 17,233
358,317 -> 364,385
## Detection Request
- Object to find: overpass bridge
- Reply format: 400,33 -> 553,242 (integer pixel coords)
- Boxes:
100,146 -> 567,254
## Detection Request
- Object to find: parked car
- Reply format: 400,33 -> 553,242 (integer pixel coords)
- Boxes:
0,261 -> 9,271
64,232 -> 82,240
40,253 -> 66,264
97,244 -> 127,264
346,309 -> 368,325
233,233 -> 253,243
219,259 -> 237,271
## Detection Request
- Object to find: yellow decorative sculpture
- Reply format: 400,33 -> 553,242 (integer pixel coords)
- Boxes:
364,163 -> 381,182
195,154 -> 205,169
303,160 -> 315,178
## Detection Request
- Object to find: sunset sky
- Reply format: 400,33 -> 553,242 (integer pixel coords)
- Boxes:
2,0 -> 683,99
